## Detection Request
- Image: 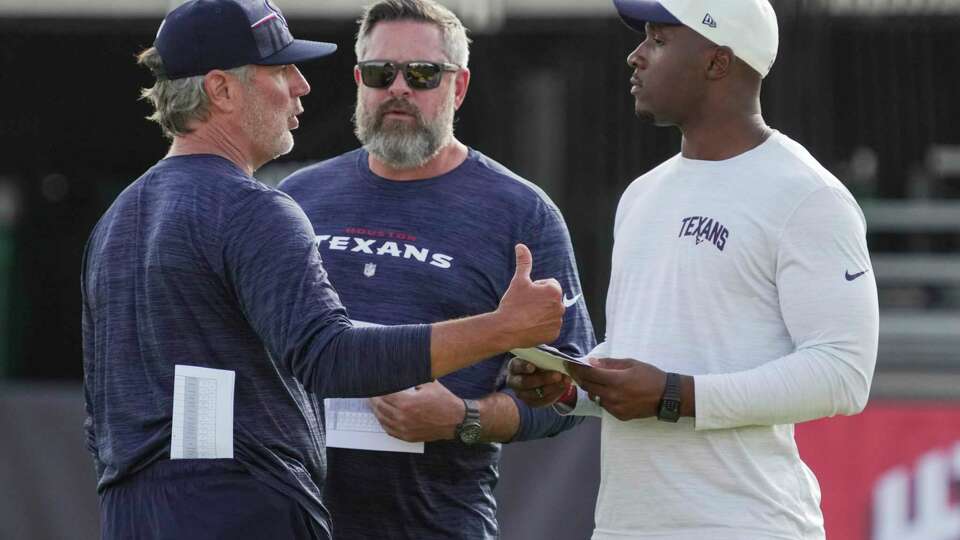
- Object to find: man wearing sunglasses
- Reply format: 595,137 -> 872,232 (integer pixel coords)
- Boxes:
279,0 -> 595,538
81,0 -> 568,538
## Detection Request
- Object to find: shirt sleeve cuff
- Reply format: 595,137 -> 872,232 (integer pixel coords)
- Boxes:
692,373 -> 724,431
502,388 -> 532,442
554,387 -> 602,417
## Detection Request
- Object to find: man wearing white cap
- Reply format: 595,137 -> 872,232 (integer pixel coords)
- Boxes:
509,1 -> 879,538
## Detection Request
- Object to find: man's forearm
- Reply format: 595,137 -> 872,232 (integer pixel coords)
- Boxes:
431,306 -> 565,380
429,243 -> 564,378
430,313 -> 511,379
477,392 -> 520,443
694,347 -> 873,430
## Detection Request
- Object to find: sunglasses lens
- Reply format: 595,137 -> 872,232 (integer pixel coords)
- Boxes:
360,62 -> 396,88
359,61 -> 451,90
404,63 -> 443,89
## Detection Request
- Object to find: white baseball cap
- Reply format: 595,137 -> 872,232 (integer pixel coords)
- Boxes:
612,0 -> 779,78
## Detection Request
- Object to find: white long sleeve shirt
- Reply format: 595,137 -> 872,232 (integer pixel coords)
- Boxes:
578,132 -> 878,539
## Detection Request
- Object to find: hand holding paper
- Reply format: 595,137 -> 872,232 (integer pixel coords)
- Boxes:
506,345 -> 587,407
509,344 -> 592,376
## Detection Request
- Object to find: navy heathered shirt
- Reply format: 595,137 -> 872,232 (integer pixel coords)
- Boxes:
81,154 -> 434,532
280,148 -> 596,539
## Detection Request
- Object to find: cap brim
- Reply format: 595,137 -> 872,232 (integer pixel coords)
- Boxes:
612,0 -> 681,32
260,39 -> 337,66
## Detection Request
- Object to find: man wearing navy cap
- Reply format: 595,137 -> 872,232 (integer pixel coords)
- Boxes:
509,1 -> 879,538
81,1 -> 565,538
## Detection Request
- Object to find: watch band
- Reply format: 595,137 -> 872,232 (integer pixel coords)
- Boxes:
657,372 -> 682,423
455,398 -> 482,444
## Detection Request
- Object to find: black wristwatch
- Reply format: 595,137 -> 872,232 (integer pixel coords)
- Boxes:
455,398 -> 482,444
657,373 -> 682,423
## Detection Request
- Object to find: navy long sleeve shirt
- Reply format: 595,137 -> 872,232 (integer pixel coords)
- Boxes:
82,155 -> 433,530
280,148 -> 596,539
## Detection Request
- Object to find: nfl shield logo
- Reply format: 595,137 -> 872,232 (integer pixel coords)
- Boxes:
363,263 -> 377,277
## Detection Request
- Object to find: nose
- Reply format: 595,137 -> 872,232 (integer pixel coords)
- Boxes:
289,65 -> 311,97
386,70 -> 412,97
627,43 -> 645,70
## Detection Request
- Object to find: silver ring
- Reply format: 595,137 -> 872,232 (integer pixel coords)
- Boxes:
534,387 -> 545,399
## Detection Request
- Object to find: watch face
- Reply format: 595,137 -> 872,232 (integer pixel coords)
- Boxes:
658,399 -> 681,422
458,422 -> 482,444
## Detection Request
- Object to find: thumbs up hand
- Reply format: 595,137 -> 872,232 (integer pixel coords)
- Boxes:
495,244 -> 565,349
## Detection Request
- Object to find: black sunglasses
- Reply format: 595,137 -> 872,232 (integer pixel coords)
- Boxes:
358,60 -> 460,90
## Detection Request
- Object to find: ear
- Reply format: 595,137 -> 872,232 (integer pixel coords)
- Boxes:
705,46 -> 734,80
353,65 -> 362,87
453,67 -> 471,110
203,70 -> 243,113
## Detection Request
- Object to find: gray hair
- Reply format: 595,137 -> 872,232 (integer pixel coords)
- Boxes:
355,0 -> 471,67
137,47 -> 251,139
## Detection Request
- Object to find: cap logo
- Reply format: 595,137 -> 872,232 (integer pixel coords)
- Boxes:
264,0 -> 288,29
250,0 -> 293,58
250,12 -> 278,28
702,13 -> 717,28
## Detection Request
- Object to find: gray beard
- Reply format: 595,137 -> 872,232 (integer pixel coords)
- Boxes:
354,94 -> 455,170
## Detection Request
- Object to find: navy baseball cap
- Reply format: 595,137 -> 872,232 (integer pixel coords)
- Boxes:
154,0 -> 338,80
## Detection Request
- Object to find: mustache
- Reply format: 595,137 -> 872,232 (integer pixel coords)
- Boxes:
376,98 -> 421,119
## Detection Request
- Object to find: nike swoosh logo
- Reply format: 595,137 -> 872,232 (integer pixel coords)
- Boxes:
562,293 -> 582,308
845,270 -> 869,282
